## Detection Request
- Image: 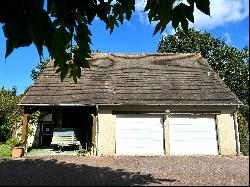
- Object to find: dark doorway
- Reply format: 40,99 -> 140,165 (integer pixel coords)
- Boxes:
61,108 -> 93,149
37,106 -> 95,150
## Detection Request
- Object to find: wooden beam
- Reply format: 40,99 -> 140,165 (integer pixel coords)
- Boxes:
92,114 -> 97,148
21,114 -> 30,145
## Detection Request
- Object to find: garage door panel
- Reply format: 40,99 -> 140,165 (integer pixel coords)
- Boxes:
119,142 -> 162,154
117,139 -> 163,144
117,122 -> 162,128
117,116 -> 162,121
117,131 -> 163,139
118,126 -> 162,131
117,119 -> 162,125
169,115 -> 218,155
170,145 -> 218,155
116,114 -> 164,155
169,124 -> 216,132
170,140 -> 218,147
118,138 -> 163,144
117,147 -> 163,155
169,131 -> 217,140
117,130 -> 162,139
170,142 -> 217,149
168,117 -> 215,125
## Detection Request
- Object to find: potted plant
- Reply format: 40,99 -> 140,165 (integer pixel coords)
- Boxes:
6,138 -> 25,158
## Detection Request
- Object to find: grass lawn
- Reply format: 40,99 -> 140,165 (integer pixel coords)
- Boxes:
0,143 -> 11,159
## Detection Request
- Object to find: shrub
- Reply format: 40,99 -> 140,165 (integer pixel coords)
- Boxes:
0,118 -> 12,142
237,112 -> 249,156
0,87 -> 23,142
0,143 -> 11,158
6,138 -> 25,149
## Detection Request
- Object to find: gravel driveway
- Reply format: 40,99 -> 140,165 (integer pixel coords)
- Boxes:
0,155 -> 248,186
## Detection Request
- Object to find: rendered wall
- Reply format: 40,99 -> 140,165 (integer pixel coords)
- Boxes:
216,113 -> 237,155
97,109 -> 116,156
95,106 -> 238,156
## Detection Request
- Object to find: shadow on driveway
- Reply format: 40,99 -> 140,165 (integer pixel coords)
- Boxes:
0,158 -> 177,186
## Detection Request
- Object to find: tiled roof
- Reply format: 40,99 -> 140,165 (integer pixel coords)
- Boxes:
21,53 -> 241,106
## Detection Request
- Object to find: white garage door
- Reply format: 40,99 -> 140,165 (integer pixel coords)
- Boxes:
169,115 -> 218,155
116,114 -> 164,155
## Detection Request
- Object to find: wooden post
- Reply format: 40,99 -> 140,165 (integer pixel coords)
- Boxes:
21,114 -> 30,145
92,114 -> 97,148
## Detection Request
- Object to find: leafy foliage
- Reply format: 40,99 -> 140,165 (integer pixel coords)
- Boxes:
0,143 -> 11,158
0,0 -> 210,82
0,87 -> 23,142
146,0 -> 210,35
237,112 -> 249,156
14,110 -> 42,143
31,59 -> 50,81
28,111 -> 42,138
158,28 -> 249,155
6,137 -> 25,149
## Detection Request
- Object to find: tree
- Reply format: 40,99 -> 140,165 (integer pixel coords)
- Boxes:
158,28 -> 249,155
31,59 -> 51,81
0,0 -> 210,82
0,87 -> 23,142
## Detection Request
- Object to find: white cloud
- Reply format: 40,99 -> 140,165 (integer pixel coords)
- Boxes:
135,0 -> 249,31
136,11 -> 159,26
191,0 -> 249,30
137,11 -> 149,25
135,0 -> 151,26
135,0 -> 147,11
223,33 -> 232,44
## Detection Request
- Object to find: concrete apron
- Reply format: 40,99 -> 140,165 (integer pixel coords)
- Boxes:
25,148 -> 79,157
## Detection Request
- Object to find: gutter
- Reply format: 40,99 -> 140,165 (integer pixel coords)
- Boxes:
96,104 -> 100,156
19,103 -> 242,107
96,103 -> 242,106
233,109 -> 241,155
18,103 -> 95,107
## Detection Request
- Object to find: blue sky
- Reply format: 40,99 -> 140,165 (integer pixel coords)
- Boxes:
0,0 -> 249,95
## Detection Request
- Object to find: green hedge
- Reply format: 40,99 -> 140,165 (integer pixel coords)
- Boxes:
237,112 -> 249,156
0,120 -> 12,142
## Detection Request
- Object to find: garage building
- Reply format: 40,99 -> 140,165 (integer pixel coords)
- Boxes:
21,53 -> 241,156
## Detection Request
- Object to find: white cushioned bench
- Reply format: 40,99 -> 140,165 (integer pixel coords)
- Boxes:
51,128 -> 81,151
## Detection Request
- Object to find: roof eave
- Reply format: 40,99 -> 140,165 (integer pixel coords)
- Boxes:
19,103 -> 242,107
18,103 -> 96,107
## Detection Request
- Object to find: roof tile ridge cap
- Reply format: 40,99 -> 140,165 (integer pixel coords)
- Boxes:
195,53 -> 213,69
36,59 -> 55,78
159,52 -> 196,55
44,59 -> 54,65
108,53 -> 196,59
89,53 -> 110,57
155,53 -> 197,59
150,53 -> 197,64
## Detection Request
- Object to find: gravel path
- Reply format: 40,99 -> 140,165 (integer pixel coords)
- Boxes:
0,155 -> 249,186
